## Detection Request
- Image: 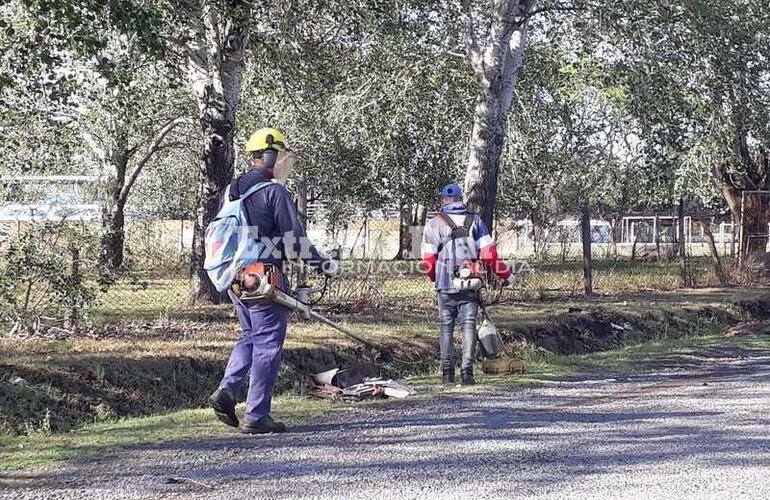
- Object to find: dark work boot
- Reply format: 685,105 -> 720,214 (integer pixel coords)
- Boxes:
442,366 -> 455,385
209,387 -> 239,428
241,415 -> 287,435
461,368 -> 474,386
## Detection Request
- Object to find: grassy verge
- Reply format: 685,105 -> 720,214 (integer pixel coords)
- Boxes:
0,396 -> 348,471
3,288 -> 770,466
400,331 -> 770,391
3,331 -> 769,472
512,328 -> 770,379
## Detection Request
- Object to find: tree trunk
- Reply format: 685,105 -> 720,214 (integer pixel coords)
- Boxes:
396,202 -> 413,260
630,232 -> 639,262
530,215 -> 548,260
463,1 -> 530,230
699,218 -> 728,286
716,143 -> 770,266
416,204 -> 428,258
739,192 -> 770,262
730,213 -> 737,257
102,199 -> 127,270
609,215 -> 623,258
187,2 -> 251,303
396,202 -> 426,260
720,180 -> 770,266
101,145 -> 128,270
580,206 -> 593,295
88,113 -> 186,272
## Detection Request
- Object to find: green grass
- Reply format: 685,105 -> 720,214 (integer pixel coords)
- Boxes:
4,287 -> 765,439
408,332 -> 770,391
0,390 -> 441,472
5,331 -> 769,472
4,287 -> 769,473
547,330 -> 770,373
0,395 -> 355,471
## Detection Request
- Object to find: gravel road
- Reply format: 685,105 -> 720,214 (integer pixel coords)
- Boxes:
4,343 -> 770,500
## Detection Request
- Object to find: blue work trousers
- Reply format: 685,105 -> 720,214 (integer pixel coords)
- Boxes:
219,294 -> 289,423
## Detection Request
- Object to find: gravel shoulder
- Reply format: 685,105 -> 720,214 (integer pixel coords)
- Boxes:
3,340 -> 770,500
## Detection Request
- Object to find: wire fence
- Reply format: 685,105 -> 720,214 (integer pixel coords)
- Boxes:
0,216 -> 749,329
90,256 -> 728,322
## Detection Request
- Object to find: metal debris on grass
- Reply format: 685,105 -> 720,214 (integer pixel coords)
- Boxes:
303,368 -> 416,401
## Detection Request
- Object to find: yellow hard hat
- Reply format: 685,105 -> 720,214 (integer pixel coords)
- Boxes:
244,127 -> 287,154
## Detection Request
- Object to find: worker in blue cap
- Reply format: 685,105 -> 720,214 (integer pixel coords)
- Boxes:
421,183 -> 512,384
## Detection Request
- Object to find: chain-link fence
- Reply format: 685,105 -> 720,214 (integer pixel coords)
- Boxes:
90,256 -> 729,321
0,216 -> 746,327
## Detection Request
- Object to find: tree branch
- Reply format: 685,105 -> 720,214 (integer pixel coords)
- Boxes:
462,0 -> 483,75
119,117 -> 192,201
527,5 -> 580,18
81,131 -> 108,164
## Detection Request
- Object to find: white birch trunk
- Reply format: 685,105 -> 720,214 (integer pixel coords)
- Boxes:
187,2 -> 251,302
463,0 -> 531,229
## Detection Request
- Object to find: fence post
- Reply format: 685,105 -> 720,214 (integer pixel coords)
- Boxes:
297,172 -> 309,284
69,247 -> 80,330
678,198 -> 691,287
580,206 -> 593,295
738,192 -> 745,267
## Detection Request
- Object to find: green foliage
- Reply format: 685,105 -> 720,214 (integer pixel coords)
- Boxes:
600,0 -> 770,209
501,35 -> 647,228
238,1 -> 473,229
0,222 -> 105,334
2,0 -> 768,255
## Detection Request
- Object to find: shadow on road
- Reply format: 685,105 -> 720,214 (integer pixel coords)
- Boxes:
7,342 -> 770,497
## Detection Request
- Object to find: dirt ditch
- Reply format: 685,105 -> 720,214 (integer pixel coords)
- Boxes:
2,293 -> 769,436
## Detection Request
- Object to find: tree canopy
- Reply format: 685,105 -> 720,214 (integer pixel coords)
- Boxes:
2,0 -> 769,270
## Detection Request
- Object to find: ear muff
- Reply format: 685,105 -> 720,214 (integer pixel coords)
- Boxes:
260,134 -> 279,168
263,149 -> 278,169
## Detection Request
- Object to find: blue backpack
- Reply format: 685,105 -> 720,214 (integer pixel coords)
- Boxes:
204,181 -> 272,292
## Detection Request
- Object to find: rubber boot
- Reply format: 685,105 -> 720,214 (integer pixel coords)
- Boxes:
241,415 -> 287,435
442,366 -> 455,385
461,368 -> 474,386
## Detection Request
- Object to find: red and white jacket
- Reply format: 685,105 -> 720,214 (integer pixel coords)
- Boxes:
421,202 -> 511,292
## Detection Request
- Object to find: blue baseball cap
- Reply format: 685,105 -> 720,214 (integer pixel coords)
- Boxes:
440,183 -> 463,197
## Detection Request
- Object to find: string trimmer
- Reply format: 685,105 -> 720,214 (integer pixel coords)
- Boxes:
249,274 -> 394,364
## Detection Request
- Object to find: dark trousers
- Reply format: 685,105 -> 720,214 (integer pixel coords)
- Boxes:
437,291 -> 479,371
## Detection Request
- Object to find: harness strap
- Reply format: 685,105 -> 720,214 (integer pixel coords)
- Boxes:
437,212 -> 457,229
229,177 -> 272,201
436,212 -> 476,267
437,212 -> 474,235
228,175 -> 246,201
226,179 -> 272,230
462,214 -> 474,232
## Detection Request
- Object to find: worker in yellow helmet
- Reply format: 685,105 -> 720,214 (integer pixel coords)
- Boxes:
243,127 -> 294,184
209,127 -> 339,434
